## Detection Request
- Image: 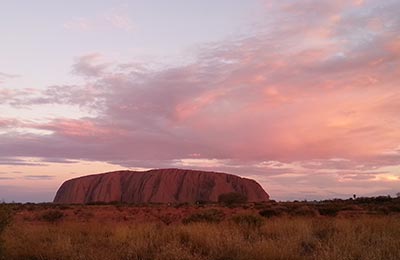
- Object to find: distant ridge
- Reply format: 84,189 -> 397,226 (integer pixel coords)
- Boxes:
53,168 -> 269,204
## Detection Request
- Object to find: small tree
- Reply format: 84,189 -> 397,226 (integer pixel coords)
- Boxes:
218,192 -> 247,206
396,192 -> 400,198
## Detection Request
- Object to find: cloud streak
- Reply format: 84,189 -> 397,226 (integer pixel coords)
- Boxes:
23,175 -> 55,180
0,71 -> 19,84
63,9 -> 134,32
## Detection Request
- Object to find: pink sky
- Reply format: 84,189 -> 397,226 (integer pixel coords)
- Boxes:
1,0 -> 400,202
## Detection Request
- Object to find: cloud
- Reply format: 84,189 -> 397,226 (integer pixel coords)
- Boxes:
0,177 -> 14,180
0,157 -> 45,166
0,71 -> 19,84
63,11 -> 134,32
1,0 -> 400,200
3,0 -> 400,165
72,53 -> 110,77
23,175 -> 54,180
0,72 -> 19,78
63,18 -> 92,31
42,158 -> 78,164
0,88 -> 41,107
0,118 -> 19,128
105,14 -> 134,31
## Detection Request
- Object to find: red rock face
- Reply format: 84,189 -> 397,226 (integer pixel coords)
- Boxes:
53,168 -> 269,204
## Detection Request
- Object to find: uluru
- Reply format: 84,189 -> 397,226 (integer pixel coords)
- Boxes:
53,168 -> 269,204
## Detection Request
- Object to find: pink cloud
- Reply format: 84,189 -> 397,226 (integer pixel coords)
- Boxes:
105,14 -> 134,31
37,119 -> 120,139
63,11 -> 134,32
1,0 -> 400,200
63,18 -> 92,31
0,118 -> 19,128
72,53 -> 110,77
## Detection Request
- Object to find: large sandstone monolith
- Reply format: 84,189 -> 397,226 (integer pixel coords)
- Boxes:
53,168 -> 269,204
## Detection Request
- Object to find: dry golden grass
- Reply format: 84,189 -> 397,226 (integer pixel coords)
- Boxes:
1,215 -> 400,260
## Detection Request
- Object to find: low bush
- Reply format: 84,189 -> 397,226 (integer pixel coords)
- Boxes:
218,192 -> 247,206
291,206 -> 318,217
0,204 -> 12,258
317,206 -> 341,216
388,204 -> 400,212
254,202 -> 271,210
174,202 -> 190,208
57,205 -> 71,210
259,208 -> 282,218
74,209 -> 94,221
157,214 -> 175,225
0,205 -> 12,234
182,209 -> 224,224
230,214 -> 264,229
40,210 -> 64,223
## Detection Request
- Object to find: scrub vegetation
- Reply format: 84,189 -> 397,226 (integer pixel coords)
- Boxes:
0,196 -> 399,260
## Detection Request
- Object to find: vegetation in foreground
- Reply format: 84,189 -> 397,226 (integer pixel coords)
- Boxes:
0,196 -> 400,260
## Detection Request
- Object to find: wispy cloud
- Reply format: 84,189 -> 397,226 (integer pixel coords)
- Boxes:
0,71 -> 20,84
23,175 -> 54,180
0,157 -> 45,166
0,118 -> 19,128
63,10 -> 134,32
63,18 -> 92,31
72,53 -> 110,77
0,177 -> 14,180
0,72 -> 19,78
1,0 -> 400,199
2,0 -> 400,165
105,13 -> 134,31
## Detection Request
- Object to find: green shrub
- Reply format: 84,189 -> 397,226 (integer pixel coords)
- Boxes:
174,202 -> 190,208
0,204 -> 12,258
182,209 -> 224,224
377,206 -> 390,215
300,240 -> 316,256
291,206 -> 318,217
40,210 -> 64,223
57,205 -> 71,210
74,209 -> 94,221
0,205 -> 12,234
259,208 -> 282,218
218,192 -> 247,206
254,202 -> 271,210
157,214 -> 174,225
317,206 -> 341,216
388,204 -> 400,212
231,214 -> 264,229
